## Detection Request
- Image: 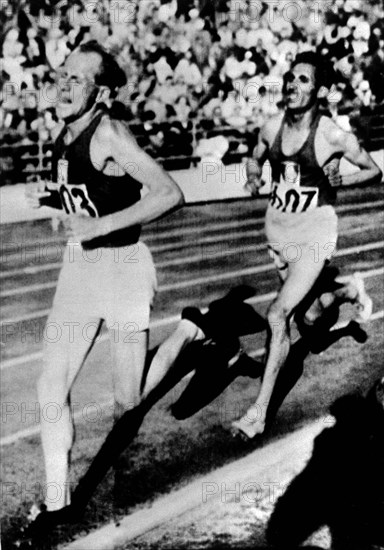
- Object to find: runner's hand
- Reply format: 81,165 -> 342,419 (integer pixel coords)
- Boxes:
25,181 -> 51,208
245,158 -> 263,196
324,160 -> 342,187
244,177 -> 263,196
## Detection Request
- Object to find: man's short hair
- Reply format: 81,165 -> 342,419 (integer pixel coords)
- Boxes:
77,40 -> 127,97
291,51 -> 335,90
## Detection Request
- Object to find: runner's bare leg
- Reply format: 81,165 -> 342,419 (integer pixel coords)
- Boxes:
233,255 -> 326,438
37,317 -> 101,511
142,320 -> 204,400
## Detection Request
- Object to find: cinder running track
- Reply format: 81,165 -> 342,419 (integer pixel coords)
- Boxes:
1,185 -> 383,549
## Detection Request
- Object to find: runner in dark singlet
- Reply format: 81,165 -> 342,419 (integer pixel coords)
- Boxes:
25,41 -> 184,514
231,51 -> 382,439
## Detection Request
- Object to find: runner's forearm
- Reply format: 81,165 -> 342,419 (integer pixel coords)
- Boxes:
342,167 -> 382,187
99,186 -> 184,235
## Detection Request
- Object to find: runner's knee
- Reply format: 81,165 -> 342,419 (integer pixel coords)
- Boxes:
303,302 -> 323,325
114,395 -> 141,420
177,318 -> 201,341
267,302 -> 290,334
38,351 -> 70,403
113,364 -> 142,414
319,291 -> 336,309
37,371 -> 68,406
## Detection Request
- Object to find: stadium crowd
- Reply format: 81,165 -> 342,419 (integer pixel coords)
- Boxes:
1,0 -> 384,168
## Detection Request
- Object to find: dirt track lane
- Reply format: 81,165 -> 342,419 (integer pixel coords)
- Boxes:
1,186 -> 384,550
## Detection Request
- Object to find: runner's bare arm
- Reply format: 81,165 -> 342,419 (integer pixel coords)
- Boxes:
329,125 -> 382,187
25,181 -> 51,208
68,119 -> 185,242
245,125 -> 270,195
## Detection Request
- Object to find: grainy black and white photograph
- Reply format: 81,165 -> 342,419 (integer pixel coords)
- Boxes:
1,0 -> 383,548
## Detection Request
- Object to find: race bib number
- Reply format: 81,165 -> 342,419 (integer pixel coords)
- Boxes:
47,182 -> 99,217
269,162 -> 319,213
51,158 -> 99,217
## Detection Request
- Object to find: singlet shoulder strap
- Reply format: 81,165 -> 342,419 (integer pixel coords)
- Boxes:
81,110 -> 105,140
55,124 -> 68,147
305,111 -> 328,168
270,113 -> 286,154
309,111 -> 323,139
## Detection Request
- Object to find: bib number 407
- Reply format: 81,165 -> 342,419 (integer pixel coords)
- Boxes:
270,182 -> 319,213
269,161 -> 319,213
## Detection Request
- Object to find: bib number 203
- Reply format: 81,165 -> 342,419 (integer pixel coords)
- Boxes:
59,183 -> 99,217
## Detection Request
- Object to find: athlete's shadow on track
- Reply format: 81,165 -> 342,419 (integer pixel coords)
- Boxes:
267,378 -> 384,550
26,287 -> 367,536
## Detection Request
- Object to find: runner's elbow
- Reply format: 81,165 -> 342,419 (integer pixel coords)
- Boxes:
176,186 -> 185,207
167,183 -> 185,208
376,166 -> 383,184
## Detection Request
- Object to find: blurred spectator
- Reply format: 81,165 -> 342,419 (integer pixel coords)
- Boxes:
365,41 -> 384,103
2,28 -> 24,60
174,54 -> 202,87
22,86 -> 39,130
1,83 -> 23,130
152,56 -> 174,84
173,94 -> 192,122
196,135 -> 229,162
0,0 -> 383,181
153,74 -> 180,106
1,29 -> 29,88
24,27 -> 46,67
45,28 -> 70,69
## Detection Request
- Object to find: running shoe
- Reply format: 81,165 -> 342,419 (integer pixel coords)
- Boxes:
231,405 -> 266,440
27,503 -> 46,523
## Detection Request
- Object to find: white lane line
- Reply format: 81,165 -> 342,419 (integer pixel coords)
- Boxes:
158,241 -> 384,293
1,308 -> 52,326
1,198 -> 382,258
336,199 -> 384,213
0,313 -> 182,370
2,200 -> 384,278
1,242 -> 384,326
0,224 -> 265,268
0,400 -> 115,447
147,217 -> 265,241
1,217 -> 381,278
154,223 -> 382,269
1,282 -> 57,297
0,217 -> 263,257
0,217 -> 265,266
3,264 -> 383,370
149,197 -> 384,239
1,234 -> 383,299
0,226 -> 266,282
0,350 -> 45,370
0,262 -> 61,279
1,309 -> 383,446
61,420 -> 327,550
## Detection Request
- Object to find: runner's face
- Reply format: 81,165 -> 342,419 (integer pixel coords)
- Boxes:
284,63 -> 317,111
56,52 -> 102,120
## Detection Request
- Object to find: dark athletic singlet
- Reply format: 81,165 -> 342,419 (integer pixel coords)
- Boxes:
268,112 -> 338,212
46,111 -> 142,249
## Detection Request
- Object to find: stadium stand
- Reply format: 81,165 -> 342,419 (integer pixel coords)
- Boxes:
1,0 -> 384,184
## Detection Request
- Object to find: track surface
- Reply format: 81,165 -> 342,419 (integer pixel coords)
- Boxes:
1,186 -> 384,549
